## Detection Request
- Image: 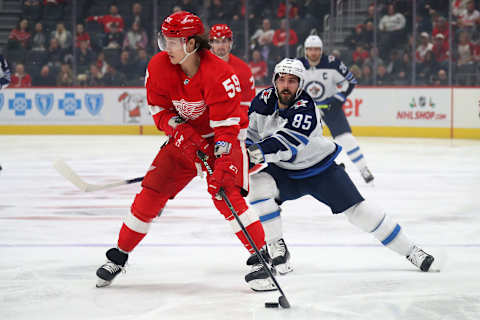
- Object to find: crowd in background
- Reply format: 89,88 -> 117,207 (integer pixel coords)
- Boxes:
3,0 -> 480,88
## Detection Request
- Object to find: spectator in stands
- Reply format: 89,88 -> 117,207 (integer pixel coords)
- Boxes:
10,63 -> 32,87
22,0 -> 43,22
76,40 -> 95,73
455,31 -> 475,84
104,22 -> 123,49
386,50 -> 403,76
250,18 -> 275,60
432,33 -> 449,68
364,3 -> 376,25
46,38 -> 64,71
95,51 -> 109,76
31,22 -> 47,51
433,69 -> 449,85
457,0 -> 480,34
352,44 -> 370,65
87,4 -> 125,34
51,22 -> 72,50
378,4 -> 406,58
417,51 -> 437,84
125,2 -> 148,32
57,63 -> 73,87
416,32 -> 433,63
453,0 -> 470,17
34,65 -> 56,86
75,23 -> 91,48
345,24 -> 367,51
365,46 -> 384,67
364,21 -> 375,47
103,65 -> 126,86
272,19 -> 298,60
87,64 -> 104,86
277,0 -> 300,19
134,48 -> 149,78
117,50 -> 133,77
361,64 -> 373,85
432,16 -> 450,43
8,19 -> 31,49
375,64 -> 391,85
175,0 -> 199,15
248,49 -> 267,85
123,22 -> 148,51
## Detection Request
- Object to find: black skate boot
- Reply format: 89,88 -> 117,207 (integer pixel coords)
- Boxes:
245,248 -> 277,292
407,245 -> 435,272
96,248 -> 128,288
246,246 -> 271,266
246,239 -> 292,275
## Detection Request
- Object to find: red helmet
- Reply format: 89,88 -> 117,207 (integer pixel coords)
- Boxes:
209,24 -> 233,40
161,11 -> 204,38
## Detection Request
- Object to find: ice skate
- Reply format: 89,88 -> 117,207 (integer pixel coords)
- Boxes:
96,248 -> 128,288
246,246 -> 271,266
246,239 -> 293,275
245,261 -> 277,292
360,167 -> 374,183
407,245 -> 435,272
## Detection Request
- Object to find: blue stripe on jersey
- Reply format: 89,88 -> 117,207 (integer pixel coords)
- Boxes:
370,214 -> 386,232
259,210 -> 281,222
289,131 -> 309,144
382,224 -> 401,245
288,144 -> 342,179
250,198 -> 269,205
276,131 -> 301,146
352,154 -> 364,163
346,146 -> 360,155
286,144 -> 298,163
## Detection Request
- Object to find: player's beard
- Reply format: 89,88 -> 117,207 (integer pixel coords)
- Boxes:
278,90 -> 295,106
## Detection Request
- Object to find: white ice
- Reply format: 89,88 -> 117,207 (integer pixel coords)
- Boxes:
1,135 -> 479,320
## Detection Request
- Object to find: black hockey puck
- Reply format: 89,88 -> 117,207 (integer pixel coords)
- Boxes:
265,302 -> 279,308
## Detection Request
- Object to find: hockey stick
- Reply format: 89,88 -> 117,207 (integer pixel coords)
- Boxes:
196,150 -> 290,309
53,159 -> 143,192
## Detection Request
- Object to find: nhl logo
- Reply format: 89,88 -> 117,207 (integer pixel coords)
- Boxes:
85,94 -> 104,116
35,93 -> 54,116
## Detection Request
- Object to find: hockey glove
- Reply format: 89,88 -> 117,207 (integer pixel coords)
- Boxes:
172,123 -> 209,162
247,143 -> 265,169
207,141 -> 238,198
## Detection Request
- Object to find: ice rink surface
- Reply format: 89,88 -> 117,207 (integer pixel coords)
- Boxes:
1,135 -> 479,320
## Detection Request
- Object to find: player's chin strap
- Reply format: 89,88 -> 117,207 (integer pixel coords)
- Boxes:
177,44 -> 199,64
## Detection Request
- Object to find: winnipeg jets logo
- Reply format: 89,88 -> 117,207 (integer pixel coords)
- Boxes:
292,99 -> 308,109
261,88 -> 273,104
172,99 -> 206,120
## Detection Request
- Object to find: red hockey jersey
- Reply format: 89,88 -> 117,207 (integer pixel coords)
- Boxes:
227,53 -> 255,108
145,50 -> 247,141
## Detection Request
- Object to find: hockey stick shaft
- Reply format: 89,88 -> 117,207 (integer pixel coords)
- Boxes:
53,159 -> 144,192
197,151 -> 290,307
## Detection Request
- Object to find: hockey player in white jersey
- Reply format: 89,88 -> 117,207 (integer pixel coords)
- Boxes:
245,58 -> 436,290
299,35 -> 374,183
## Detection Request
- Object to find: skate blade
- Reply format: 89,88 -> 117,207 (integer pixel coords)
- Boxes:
276,262 -> 293,275
96,278 -> 112,288
248,278 -> 277,292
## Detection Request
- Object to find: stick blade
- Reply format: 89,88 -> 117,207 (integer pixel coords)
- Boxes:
53,160 -> 89,192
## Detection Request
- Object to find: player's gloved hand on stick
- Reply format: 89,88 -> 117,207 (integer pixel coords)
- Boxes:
207,141 -> 238,198
172,121 -> 209,162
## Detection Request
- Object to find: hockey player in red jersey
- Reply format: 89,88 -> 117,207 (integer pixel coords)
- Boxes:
96,11 -> 271,291
209,24 -> 256,112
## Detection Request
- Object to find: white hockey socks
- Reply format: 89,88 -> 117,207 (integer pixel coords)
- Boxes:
335,132 -> 368,171
344,201 -> 413,256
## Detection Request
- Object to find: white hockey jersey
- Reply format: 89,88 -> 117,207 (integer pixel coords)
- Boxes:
298,55 -> 357,106
247,87 -> 339,176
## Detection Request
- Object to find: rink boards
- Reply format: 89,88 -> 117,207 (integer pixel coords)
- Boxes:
0,87 -> 479,139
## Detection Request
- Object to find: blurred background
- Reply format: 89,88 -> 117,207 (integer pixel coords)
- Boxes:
1,0 -> 479,88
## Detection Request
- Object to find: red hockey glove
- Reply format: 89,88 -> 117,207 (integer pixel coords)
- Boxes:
207,141 -> 238,197
172,123 -> 209,162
